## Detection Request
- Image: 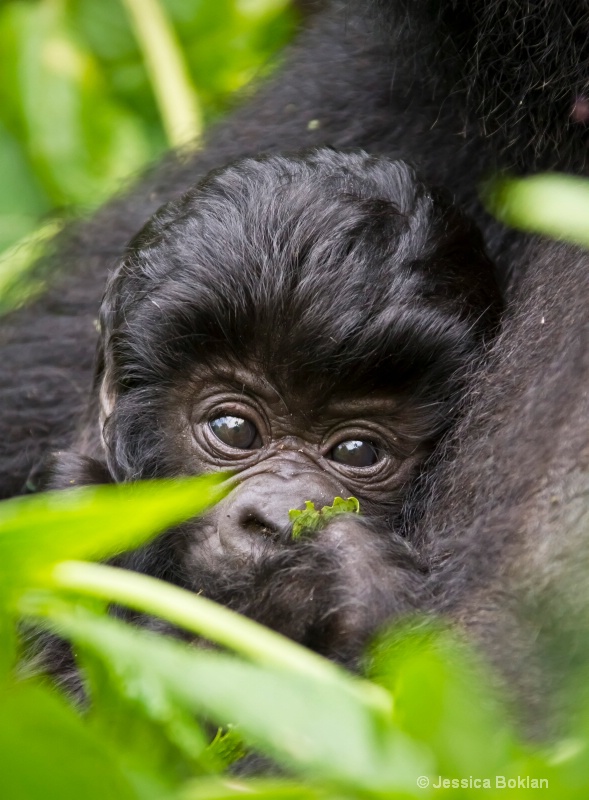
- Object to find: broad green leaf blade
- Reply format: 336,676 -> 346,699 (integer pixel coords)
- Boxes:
41,606 -> 430,794
0,122 -> 49,254
0,475 -> 225,588
77,642 -> 211,792
367,624 -> 518,778
0,0 -> 149,208
0,683 -> 135,800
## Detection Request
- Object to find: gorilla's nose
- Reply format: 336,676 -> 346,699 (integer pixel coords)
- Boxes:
216,470 -> 345,555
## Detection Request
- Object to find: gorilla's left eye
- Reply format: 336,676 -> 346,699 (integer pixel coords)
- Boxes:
330,439 -> 379,467
209,415 -> 261,450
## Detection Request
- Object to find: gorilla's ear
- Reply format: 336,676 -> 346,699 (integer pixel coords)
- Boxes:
98,364 -> 116,433
96,273 -> 120,434
47,451 -> 113,489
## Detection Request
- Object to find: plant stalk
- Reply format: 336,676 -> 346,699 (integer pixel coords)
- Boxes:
50,559 -> 392,717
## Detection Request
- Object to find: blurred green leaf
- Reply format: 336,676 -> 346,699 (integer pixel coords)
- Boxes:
42,605 -> 430,794
367,623 -> 522,778
77,634 -> 211,794
0,0 -> 150,208
0,475 -> 226,589
0,683 -> 136,800
0,0 -> 297,283
0,123 -> 49,248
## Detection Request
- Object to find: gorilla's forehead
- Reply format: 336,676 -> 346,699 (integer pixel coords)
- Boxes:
183,360 -> 408,421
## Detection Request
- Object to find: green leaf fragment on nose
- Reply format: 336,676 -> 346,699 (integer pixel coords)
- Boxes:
289,496 -> 360,540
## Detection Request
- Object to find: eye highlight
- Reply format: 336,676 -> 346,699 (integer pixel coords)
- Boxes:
209,415 -> 261,450
330,439 -> 379,468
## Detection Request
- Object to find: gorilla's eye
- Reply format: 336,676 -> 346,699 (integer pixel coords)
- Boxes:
209,416 -> 261,449
330,439 -> 379,467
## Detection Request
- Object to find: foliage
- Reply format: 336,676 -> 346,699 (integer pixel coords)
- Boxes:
0,0 -> 296,257
0,477 -> 587,798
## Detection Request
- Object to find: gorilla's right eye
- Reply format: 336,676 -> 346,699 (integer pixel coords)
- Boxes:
330,439 -> 380,467
209,415 -> 261,449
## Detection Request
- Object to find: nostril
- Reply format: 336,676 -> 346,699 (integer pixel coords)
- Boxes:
241,512 -> 279,539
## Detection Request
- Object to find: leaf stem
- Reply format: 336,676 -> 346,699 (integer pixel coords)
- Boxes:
488,173 -> 589,248
120,0 -> 202,147
50,560 -> 392,717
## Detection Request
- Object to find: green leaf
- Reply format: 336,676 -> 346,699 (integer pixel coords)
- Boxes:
289,497 -> 360,540
0,1 -> 149,208
0,123 -> 49,253
0,683 -> 135,800
206,726 -> 246,771
367,623 -> 518,778
0,475 -> 226,590
77,634 -> 211,792
40,605 -> 430,793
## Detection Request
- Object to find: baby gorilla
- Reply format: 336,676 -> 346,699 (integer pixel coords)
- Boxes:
50,148 -> 501,664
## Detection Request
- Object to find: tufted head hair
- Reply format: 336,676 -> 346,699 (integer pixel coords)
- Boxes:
97,148 -> 501,479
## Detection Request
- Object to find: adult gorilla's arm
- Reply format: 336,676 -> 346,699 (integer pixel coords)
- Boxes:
420,236 -> 589,730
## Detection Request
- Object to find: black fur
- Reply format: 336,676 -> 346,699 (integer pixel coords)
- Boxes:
3,0 -> 589,731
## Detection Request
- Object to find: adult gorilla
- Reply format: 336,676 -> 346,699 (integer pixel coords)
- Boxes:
2,0 -> 589,730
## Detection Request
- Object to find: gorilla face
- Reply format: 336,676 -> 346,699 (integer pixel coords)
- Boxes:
50,148 -> 501,664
